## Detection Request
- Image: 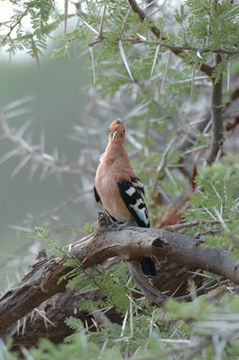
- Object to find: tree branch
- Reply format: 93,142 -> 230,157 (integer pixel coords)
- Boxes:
3,288 -> 121,351
0,256 -> 70,335
207,54 -> 224,164
1,224 -> 239,335
69,227 -> 239,284
126,261 -> 167,304
127,0 -> 214,77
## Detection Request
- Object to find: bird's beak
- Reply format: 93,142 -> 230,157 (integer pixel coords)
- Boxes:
112,130 -> 120,141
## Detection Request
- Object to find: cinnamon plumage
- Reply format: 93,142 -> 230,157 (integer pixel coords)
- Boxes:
94,120 -> 156,277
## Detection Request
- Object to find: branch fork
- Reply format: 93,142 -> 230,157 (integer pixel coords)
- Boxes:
1,215 -> 239,335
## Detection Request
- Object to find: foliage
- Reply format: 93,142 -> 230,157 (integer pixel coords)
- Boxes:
1,0 -> 239,359
30,226 -> 69,256
184,156 -> 239,249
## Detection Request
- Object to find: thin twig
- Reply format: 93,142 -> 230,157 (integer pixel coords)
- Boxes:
159,51 -> 172,96
163,219 -> 226,232
156,135 -> 178,176
175,278 -> 228,302
2,13 -> 26,44
99,0 -> 108,38
120,7 -> 131,38
64,0 -> 68,34
119,37 -> 239,56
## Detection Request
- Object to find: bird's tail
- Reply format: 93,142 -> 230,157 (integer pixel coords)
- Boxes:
140,257 -> 156,277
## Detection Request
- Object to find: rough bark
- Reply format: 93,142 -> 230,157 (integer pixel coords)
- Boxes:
1,225 -> 239,336
69,227 -> 239,284
0,256 -> 70,335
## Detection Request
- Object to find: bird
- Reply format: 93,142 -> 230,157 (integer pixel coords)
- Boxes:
94,119 -> 156,277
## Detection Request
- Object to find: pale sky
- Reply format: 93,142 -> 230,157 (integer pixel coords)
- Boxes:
0,0 -> 76,61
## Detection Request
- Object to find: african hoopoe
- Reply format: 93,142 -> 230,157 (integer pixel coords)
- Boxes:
94,120 -> 156,277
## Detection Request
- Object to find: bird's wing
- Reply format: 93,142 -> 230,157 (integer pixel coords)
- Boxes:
94,186 -> 102,204
117,174 -> 150,227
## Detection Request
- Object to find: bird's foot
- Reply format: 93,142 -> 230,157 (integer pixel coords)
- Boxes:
98,212 -> 114,229
108,220 -> 131,230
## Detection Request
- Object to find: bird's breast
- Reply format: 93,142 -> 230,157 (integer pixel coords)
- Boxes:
95,162 -> 132,221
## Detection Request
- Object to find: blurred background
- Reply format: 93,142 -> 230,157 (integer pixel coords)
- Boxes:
0,59 -> 88,240
0,58 -> 94,288
0,3 -> 96,289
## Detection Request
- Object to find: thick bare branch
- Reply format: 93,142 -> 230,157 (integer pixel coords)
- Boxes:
1,225 -> 239,335
69,227 -> 239,284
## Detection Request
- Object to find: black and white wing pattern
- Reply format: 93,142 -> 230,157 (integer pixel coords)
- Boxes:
94,186 -> 102,204
117,176 -> 150,227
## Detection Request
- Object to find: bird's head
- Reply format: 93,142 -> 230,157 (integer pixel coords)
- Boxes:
109,120 -> 126,144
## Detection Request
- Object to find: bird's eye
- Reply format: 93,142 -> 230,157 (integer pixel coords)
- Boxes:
123,130 -> 126,133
